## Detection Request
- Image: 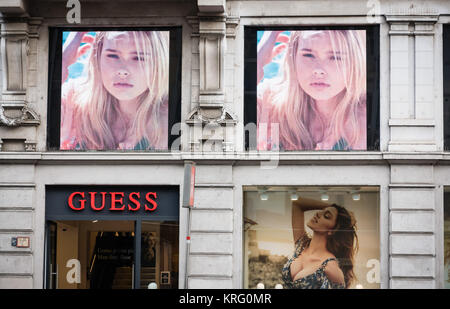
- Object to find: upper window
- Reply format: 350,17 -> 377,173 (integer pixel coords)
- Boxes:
47,28 -> 182,151
444,25 -> 450,150
244,26 -> 380,151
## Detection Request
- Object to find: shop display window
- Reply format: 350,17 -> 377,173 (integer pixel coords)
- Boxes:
47,28 -> 182,151
244,26 -> 380,151
243,186 -> 380,289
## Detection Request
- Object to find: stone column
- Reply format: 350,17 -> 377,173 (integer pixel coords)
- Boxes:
388,162 -> 437,288
385,12 -> 440,289
186,0 -> 237,153
387,15 -> 439,152
0,15 -> 40,151
183,1 -> 237,289
0,2 -> 38,289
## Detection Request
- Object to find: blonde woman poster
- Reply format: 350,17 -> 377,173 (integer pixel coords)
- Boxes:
257,30 -> 367,151
60,31 -> 169,150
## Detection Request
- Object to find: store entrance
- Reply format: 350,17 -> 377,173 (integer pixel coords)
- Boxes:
46,220 -> 178,289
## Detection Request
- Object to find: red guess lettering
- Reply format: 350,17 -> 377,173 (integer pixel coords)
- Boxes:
110,192 -> 125,211
89,192 -> 107,211
68,192 -> 86,211
145,192 -> 158,211
67,191 -> 160,213
128,192 -> 141,211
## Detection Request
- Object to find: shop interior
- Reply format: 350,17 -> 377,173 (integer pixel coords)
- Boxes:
46,220 -> 179,289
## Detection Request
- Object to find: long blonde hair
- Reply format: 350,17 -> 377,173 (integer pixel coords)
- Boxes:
73,31 -> 169,150
261,30 -> 366,150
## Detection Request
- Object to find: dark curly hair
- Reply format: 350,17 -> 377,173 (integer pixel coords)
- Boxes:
325,204 -> 359,288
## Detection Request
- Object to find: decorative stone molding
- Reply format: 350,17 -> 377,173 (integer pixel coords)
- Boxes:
186,107 -> 237,126
24,140 -> 36,152
197,0 -> 225,14
0,16 -> 41,127
186,107 -> 237,152
0,0 -> 28,15
187,13 -> 239,107
386,14 -> 439,35
0,102 -> 40,126
186,2 -> 240,152
187,15 -> 239,39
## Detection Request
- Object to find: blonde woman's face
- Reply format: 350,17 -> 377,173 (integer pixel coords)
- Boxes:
295,32 -> 347,101
100,33 -> 149,102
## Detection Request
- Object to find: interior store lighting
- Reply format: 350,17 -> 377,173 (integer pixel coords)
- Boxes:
352,192 -> 361,201
259,187 -> 269,201
351,188 -> 361,201
290,190 -> 299,201
321,192 -> 329,201
260,192 -> 269,201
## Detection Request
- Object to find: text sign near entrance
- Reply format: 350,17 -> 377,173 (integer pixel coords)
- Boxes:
68,191 -> 158,212
46,186 -> 179,221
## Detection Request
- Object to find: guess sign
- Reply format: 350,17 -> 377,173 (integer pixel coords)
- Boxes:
68,191 -> 158,212
46,186 -> 178,220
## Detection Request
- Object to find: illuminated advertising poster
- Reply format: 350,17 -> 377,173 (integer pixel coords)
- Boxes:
60,31 -> 170,150
257,30 -> 367,151
445,191 -> 450,289
244,187 -> 380,289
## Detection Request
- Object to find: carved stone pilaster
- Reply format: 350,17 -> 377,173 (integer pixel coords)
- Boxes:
386,13 -> 439,152
186,107 -> 237,152
0,16 -> 41,127
186,1 -> 239,152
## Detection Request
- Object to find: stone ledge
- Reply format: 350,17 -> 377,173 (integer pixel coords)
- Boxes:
1,151 -> 450,165
0,0 -> 27,15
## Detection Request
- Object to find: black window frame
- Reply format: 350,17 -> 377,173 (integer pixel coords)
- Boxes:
444,25 -> 450,150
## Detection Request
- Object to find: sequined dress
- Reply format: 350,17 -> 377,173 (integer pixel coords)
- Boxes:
281,235 -> 346,289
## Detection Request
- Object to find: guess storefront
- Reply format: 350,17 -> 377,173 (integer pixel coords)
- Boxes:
44,186 -> 179,289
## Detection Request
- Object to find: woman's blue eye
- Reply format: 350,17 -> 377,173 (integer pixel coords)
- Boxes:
330,56 -> 342,61
107,54 -> 119,59
302,53 -> 314,58
133,56 -> 145,61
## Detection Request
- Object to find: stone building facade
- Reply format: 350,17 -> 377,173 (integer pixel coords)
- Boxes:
0,0 -> 449,289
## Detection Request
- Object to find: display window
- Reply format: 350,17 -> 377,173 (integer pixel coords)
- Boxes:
47,28 -> 182,151
244,26 -> 380,151
44,186 -> 179,289
243,186 -> 380,289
